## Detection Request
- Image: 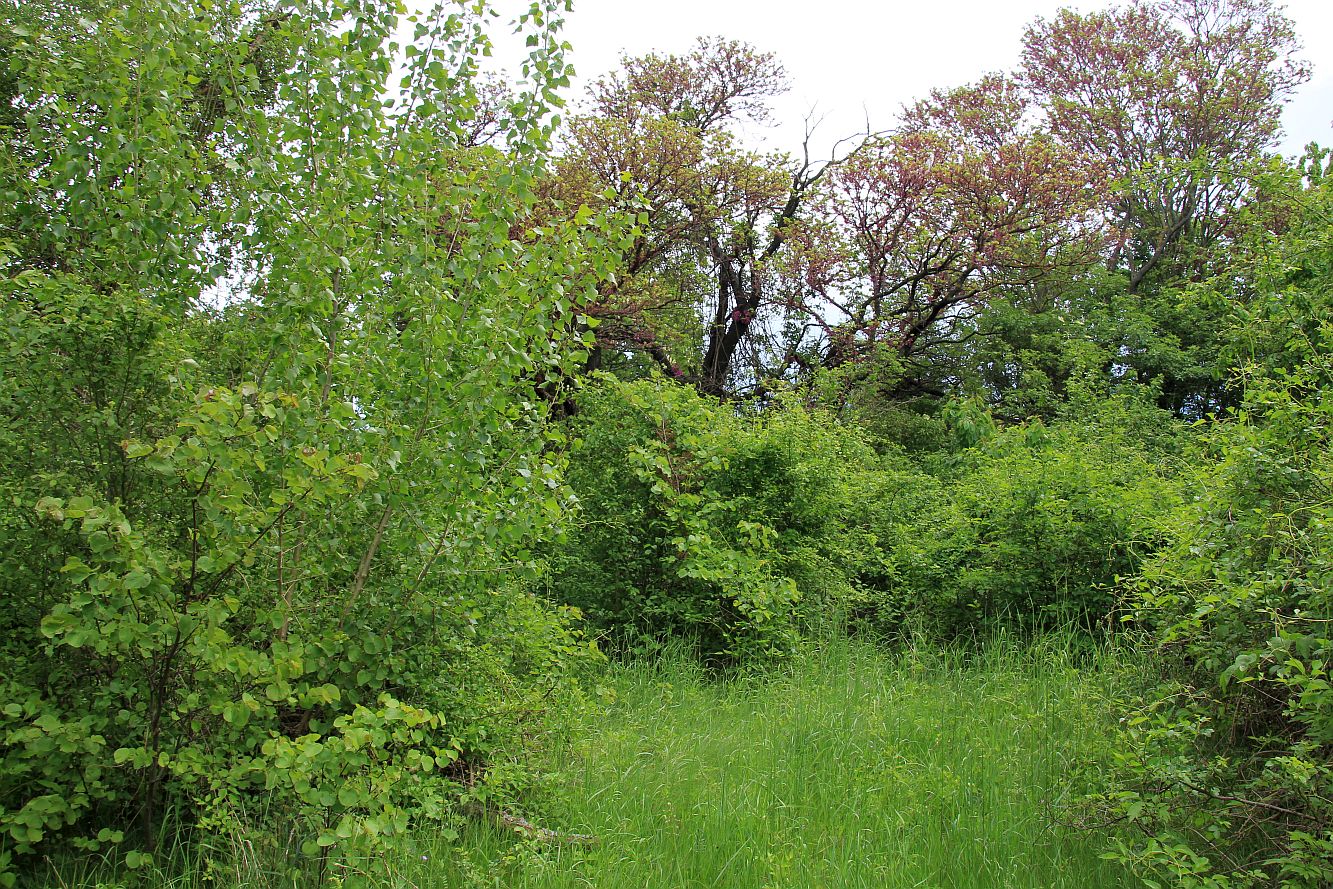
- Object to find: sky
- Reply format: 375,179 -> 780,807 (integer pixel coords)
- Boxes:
490,0 -> 1333,161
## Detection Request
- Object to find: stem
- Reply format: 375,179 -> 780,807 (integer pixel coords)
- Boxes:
341,504 -> 394,624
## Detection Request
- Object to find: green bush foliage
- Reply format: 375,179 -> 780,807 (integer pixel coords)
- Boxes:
863,394 -> 1185,637
1103,177 -> 1333,888
0,0 -> 624,879
547,377 -> 884,662
550,376 -> 1184,656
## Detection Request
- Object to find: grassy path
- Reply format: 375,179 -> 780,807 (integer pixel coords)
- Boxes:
407,638 -> 1137,889
40,638 -> 1138,888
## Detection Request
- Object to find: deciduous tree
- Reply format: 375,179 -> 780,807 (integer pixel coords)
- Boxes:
773,76 -> 1105,397
1021,0 -> 1309,291
552,37 -> 857,396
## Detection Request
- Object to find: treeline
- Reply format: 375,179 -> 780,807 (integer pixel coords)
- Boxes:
547,0 -> 1308,415
1,0 -> 1331,886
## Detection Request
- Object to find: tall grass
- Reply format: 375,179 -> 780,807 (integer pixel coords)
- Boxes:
38,635 -> 1140,888
408,634 -> 1137,889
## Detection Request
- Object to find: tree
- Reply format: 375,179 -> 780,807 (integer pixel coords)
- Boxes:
1021,0 -> 1309,293
772,76 -> 1106,399
0,0 -> 624,875
1016,0 -> 1310,416
552,37 -> 858,397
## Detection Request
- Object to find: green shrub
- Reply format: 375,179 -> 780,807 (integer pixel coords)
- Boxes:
1100,176 -> 1333,888
1105,330 -> 1333,887
550,378 -> 1183,654
547,377 -> 885,663
869,396 -> 1184,637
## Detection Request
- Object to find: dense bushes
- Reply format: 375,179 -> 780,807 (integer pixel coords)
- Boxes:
872,395 -> 1185,637
547,377 -> 883,661
547,375 -> 1185,657
6,2 -> 1327,884
1101,187 -> 1333,888
0,0 -> 622,879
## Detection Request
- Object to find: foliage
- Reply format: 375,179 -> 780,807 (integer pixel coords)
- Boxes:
547,0 -> 1313,412
1022,0 -> 1309,293
775,75 -> 1106,393
4,0 -> 1332,883
547,365 -> 1189,651
547,376 -> 883,663
422,636 -> 1137,889
861,393 -> 1186,638
1101,174 -> 1333,888
0,0 -> 627,879
550,37 -> 816,396
39,637 -> 1141,889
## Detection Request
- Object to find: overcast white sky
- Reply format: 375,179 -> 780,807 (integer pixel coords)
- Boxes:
489,0 -> 1332,161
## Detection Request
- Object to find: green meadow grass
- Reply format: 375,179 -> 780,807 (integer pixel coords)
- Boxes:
40,636 -> 1140,889
405,635 -> 1138,889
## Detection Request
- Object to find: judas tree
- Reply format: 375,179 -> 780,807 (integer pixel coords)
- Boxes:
1021,0 -> 1309,292
551,37 -> 861,397
772,76 -> 1106,397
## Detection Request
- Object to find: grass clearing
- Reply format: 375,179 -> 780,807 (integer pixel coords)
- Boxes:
405,635 -> 1136,889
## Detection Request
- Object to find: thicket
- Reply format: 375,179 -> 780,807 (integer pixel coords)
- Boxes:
1098,163 -> 1333,888
548,376 -> 1186,658
868,393 -> 1187,638
543,160 -> 1333,884
546,377 -> 879,661
0,0 -> 626,881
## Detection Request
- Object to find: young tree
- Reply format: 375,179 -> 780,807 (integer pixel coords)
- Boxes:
0,0 -> 624,874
